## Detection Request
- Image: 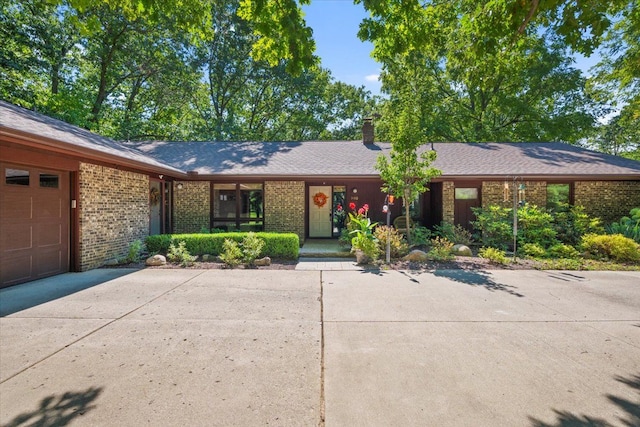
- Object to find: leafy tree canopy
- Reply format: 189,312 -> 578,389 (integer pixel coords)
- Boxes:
64,0 -> 317,74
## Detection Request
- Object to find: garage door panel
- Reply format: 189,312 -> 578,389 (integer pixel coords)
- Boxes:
0,224 -> 33,251
0,193 -> 32,219
36,248 -> 63,277
0,254 -> 33,286
37,223 -> 62,246
35,196 -> 62,219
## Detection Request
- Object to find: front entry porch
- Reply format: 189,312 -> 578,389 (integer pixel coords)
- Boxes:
299,239 -> 352,258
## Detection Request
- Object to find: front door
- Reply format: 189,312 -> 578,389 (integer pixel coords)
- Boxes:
309,185 -> 332,237
149,180 -> 163,235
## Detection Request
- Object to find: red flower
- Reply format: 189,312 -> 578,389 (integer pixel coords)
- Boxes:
358,208 -> 365,215
363,204 -> 369,212
349,202 -> 356,211
336,204 -> 343,211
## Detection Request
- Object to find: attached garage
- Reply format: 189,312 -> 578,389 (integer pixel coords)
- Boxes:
1,101 -> 184,288
0,163 -> 70,287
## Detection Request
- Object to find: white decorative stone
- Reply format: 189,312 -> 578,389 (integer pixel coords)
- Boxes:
452,244 -> 473,257
146,254 -> 167,266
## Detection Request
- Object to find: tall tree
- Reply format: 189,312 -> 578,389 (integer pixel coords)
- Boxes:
359,1 -> 602,143
376,88 -> 441,245
588,1 -> 639,158
0,0 -> 80,112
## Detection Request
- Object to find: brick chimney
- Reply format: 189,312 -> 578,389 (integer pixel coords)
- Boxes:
362,118 -> 374,144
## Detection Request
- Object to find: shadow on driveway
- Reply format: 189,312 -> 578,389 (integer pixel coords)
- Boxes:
2,387 -> 103,427
0,269 -> 139,316
434,269 -> 525,297
528,373 -> 640,427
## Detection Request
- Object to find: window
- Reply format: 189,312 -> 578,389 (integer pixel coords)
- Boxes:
547,183 -> 571,211
39,173 -> 59,188
240,183 -> 263,219
212,182 -> 263,231
455,188 -> 478,200
5,168 -> 29,186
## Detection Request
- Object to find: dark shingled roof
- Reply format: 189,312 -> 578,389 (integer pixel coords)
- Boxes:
0,101 -> 183,174
126,140 -> 640,178
3,100 -> 639,179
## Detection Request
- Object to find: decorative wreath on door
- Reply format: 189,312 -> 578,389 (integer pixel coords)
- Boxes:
313,192 -> 328,208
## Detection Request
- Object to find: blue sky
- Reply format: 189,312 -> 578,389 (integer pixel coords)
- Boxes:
302,1 -> 382,94
302,1 -> 601,96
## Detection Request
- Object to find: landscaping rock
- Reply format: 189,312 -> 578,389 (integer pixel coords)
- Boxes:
103,258 -> 120,266
254,256 -> 271,266
146,254 -> 167,266
201,254 -> 215,262
403,250 -> 429,262
453,244 -> 473,257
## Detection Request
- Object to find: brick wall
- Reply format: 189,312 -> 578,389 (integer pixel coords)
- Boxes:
264,181 -> 305,242
442,181 -> 455,224
173,181 -> 210,233
79,163 -> 149,270
482,181 -> 546,209
575,181 -> 640,223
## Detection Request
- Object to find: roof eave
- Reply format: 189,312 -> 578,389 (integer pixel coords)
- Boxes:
1,127 -> 187,178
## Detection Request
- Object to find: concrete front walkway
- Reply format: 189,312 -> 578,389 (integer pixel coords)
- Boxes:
1,268 -> 639,426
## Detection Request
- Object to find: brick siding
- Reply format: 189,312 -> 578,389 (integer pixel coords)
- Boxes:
442,181 -> 455,224
79,163 -> 149,270
173,181 -> 210,233
482,181 -> 546,209
264,181 -> 305,242
575,181 -> 640,223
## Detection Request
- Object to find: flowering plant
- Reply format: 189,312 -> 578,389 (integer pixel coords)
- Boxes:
347,203 -> 379,262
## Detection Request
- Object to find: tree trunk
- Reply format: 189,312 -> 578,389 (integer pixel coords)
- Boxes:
404,187 -> 412,246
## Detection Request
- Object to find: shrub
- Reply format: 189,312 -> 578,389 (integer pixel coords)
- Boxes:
478,247 -> 509,265
472,206 -> 512,250
581,233 -> 640,263
120,239 -> 144,263
219,239 -> 243,267
374,226 -> 409,259
546,243 -> 579,259
145,232 -> 299,259
521,242 -> 546,258
434,222 -> 474,246
517,204 -> 557,248
241,232 -> 265,266
351,233 -> 380,261
167,241 -> 197,267
553,204 -> 603,246
606,207 -> 640,243
410,226 -> 432,247
146,234 -> 173,253
427,237 -> 454,261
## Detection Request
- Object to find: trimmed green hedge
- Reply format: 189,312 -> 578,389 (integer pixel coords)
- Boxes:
146,232 -> 299,259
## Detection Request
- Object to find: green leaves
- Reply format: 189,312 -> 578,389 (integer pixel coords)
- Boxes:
238,0 -> 317,75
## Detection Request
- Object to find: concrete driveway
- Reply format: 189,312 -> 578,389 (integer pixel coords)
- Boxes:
1,268 -> 639,426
